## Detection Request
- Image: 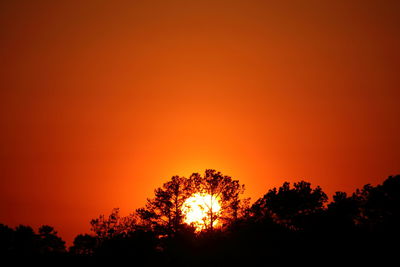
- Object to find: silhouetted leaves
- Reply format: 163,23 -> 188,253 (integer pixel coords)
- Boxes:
251,180 -> 328,230
0,224 -> 66,264
136,170 -> 246,234
69,234 -> 97,255
189,170 -> 246,230
1,173 -> 399,266
38,225 -> 66,254
90,208 -> 138,239
137,175 -> 193,235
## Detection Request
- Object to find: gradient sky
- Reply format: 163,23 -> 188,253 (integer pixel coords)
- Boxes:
1,0 -> 399,245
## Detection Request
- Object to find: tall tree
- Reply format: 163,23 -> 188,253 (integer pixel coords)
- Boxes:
137,170 -> 246,233
190,169 -> 246,231
136,175 -> 193,235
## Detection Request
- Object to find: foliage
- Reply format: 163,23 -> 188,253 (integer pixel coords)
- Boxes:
0,224 -> 66,260
1,173 -> 400,266
90,208 -> 137,239
38,225 -> 66,253
136,170 -> 246,233
353,175 -> 400,232
136,175 -> 193,235
189,169 -> 246,230
69,234 -> 97,255
251,180 -> 328,229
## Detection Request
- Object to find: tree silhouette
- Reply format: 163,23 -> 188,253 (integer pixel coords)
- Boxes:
1,173 -> 399,266
354,175 -> 400,233
95,229 -> 160,265
0,224 -> 66,264
0,224 -> 15,257
14,225 -> 39,256
326,191 -> 359,231
136,170 -> 246,234
252,181 -> 328,229
38,225 -> 66,254
136,175 -> 193,235
69,234 -> 97,255
189,169 -> 246,230
90,208 -> 137,240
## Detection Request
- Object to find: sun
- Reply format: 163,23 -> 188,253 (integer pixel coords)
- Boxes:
182,193 -> 221,231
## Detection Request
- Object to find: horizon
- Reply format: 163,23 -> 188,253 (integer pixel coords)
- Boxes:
1,171 -> 396,246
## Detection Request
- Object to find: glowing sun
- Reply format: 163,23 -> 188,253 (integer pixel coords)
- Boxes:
182,193 -> 221,231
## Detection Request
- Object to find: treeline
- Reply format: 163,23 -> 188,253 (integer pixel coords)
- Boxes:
0,225 -> 66,263
1,171 -> 399,266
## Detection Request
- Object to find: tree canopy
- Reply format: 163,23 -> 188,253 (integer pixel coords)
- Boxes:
136,169 -> 246,234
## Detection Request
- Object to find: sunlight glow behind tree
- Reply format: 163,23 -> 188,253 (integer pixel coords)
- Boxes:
182,193 -> 222,231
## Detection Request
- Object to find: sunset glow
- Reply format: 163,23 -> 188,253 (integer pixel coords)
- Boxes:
182,193 -> 222,231
0,0 -> 399,246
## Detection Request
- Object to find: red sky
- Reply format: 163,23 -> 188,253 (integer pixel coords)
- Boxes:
1,0 -> 399,245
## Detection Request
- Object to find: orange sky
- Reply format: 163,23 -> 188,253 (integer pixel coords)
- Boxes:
1,0 -> 399,245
